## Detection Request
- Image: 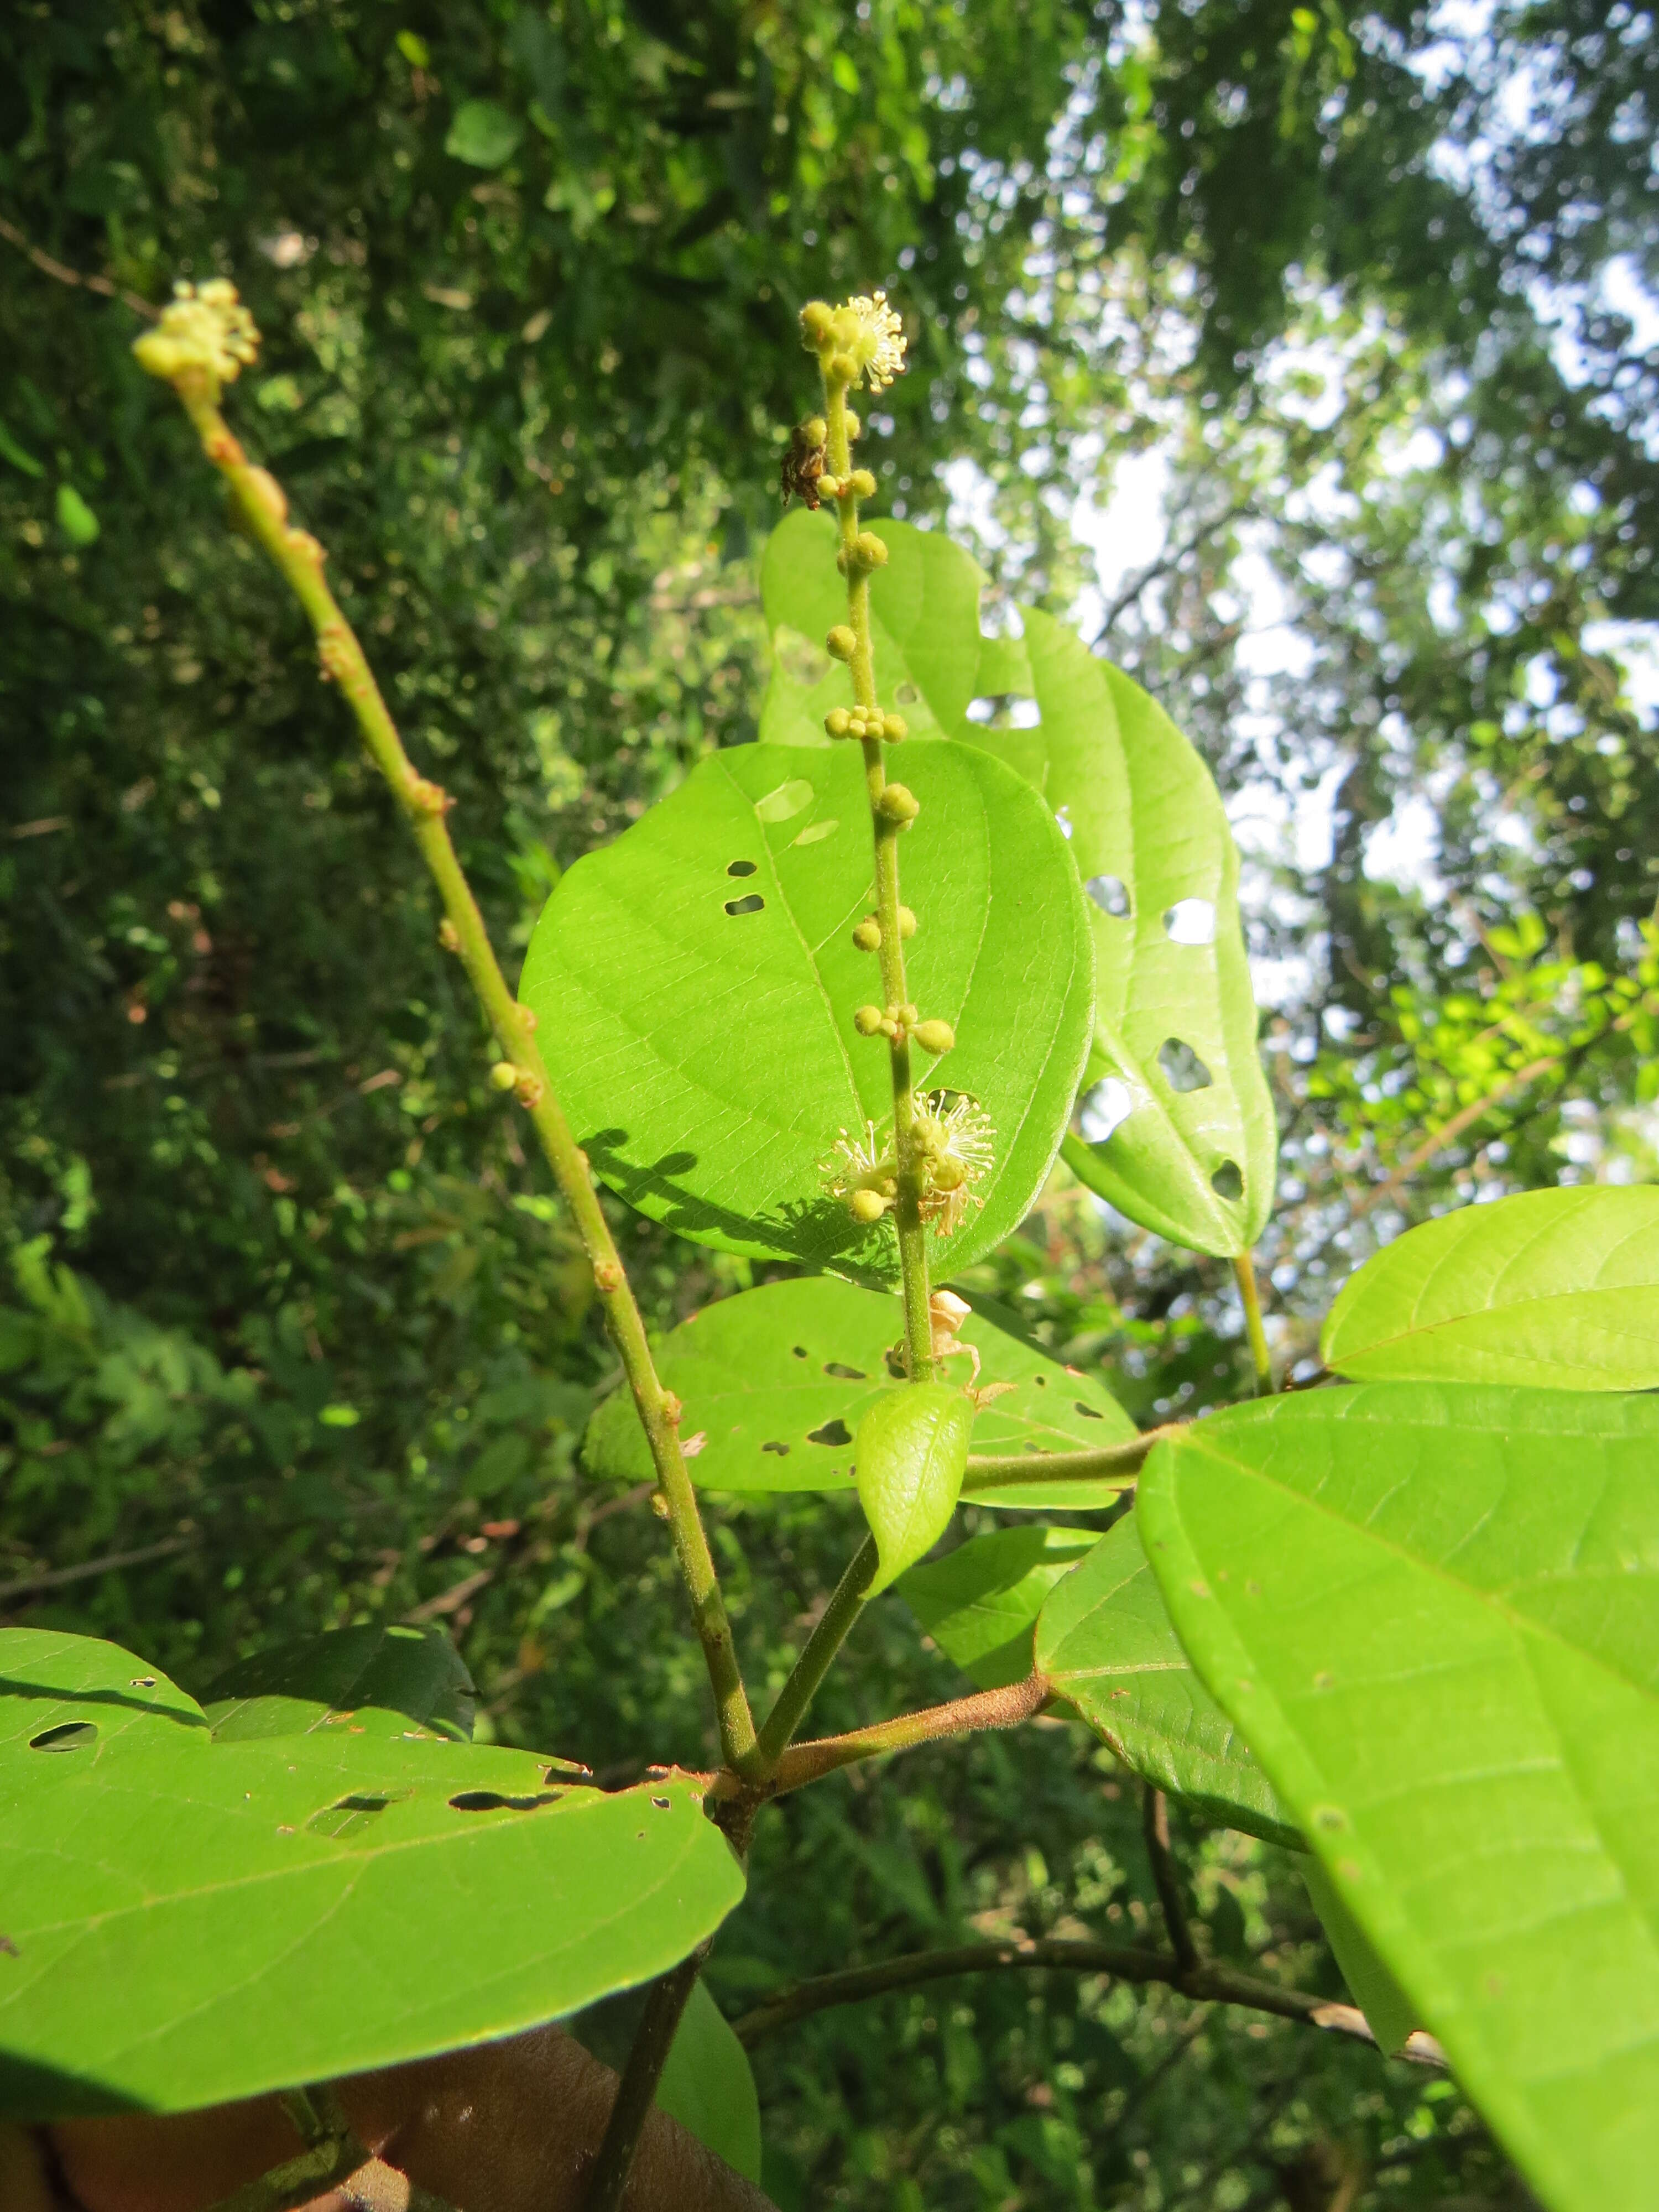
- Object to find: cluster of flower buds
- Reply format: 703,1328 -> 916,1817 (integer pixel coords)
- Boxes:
850,906 -> 917,954
825,706 -> 908,743
818,467 -> 878,503
133,279 -> 261,390
852,1000 -> 957,1055
800,293 -> 908,393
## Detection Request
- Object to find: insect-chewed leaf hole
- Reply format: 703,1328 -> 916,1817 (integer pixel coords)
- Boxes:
1073,1400 -> 1105,1420
1157,1037 -> 1213,1093
1032,1373 -> 1048,1386
762,1439 -> 791,1455
1211,1160 -> 1244,1199
895,681 -> 920,705
29,1722 -> 97,1754
1085,874 -> 1131,919
806,1418 -> 853,1447
727,859 -> 758,878
1080,1076 -> 1134,1142
448,1790 -> 564,1813
791,1345 -> 809,1359
724,894 -> 765,916
823,1361 -> 867,1379
130,1676 -> 157,1688
1162,898 -> 1215,945
307,1793 -> 398,1840
651,1794 -> 672,1809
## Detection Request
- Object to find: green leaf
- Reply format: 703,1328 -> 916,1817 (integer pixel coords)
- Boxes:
1303,1857 -> 1418,2058
521,743 -> 1094,1284
1034,1511 -> 1296,1845
655,1980 -> 763,2184
758,513 -> 994,746
1138,1384 -> 1659,2212
201,1624 -> 477,1743
444,99 -> 523,169
582,1277 -> 1136,1507
900,1525 -> 1098,1687
966,613 -> 1276,1255
1321,1186 -> 1659,1389
55,486 -> 100,546
0,1630 -> 744,2119
855,1384 -> 972,1597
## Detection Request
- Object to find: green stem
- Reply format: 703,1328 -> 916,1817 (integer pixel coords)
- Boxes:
756,1532 -> 878,1766
1232,1251 -> 1275,1396
766,1670 -> 1050,1797
167,379 -> 762,1785
581,1944 -> 709,2211
963,1430 -> 1168,1494
822,369 -> 933,1384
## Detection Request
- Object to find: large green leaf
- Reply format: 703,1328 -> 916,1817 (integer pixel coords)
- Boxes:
1303,1857 -> 1419,2059
583,1277 -> 1138,1509
900,1525 -> 1098,1688
1138,1385 -> 1659,2212
1321,1185 -> 1659,1389
0,1630 -> 743,2120
521,742 -> 1093,1284
855,1383 -> 973,1597
1034,1511 -> 1296,1846
656,1980 -> 763,2185
758,515 -> 1276,1253
202,1624 -> 476,1743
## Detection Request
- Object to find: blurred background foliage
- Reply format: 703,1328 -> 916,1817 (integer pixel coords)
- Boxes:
2,1 -> 1654,2205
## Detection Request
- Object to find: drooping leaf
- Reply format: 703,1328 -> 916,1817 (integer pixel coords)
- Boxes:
521,742 -> 1094,1284
444,98 -> 523,168
1034,1511 -> 1296,1846
655,1980 -> 763,2185
1138,1384 -> 1659,2212
202,1624 -> 477,1743
900,1525 -> 1099,1688
0,1630 -> 744,2120
757,516 -> 1276,1254
1321,1185 -> 1659,1389
582,1276 -> 1136,1509
1303,1857 -> 1419,2059
855,1384 -> 973,1597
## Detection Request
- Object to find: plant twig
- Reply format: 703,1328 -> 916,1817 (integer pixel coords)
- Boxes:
763,1670 -> 1052,1796
1350,1050 -> 1562,1218
757,1533 -> 878,1765
0,1535 -> 196,1608
142,320 -> 761,1784
1142,1786 -> 1199,1975
963,1429 -> 1169,1494
581,1944 -> 709,2212
0,213 -> 159,317
1231,1253 -> 1274,1396
731,1937 -> 1447,2068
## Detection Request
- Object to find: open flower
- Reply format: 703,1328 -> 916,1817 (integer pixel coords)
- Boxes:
801,290 -> 909,393
133,279 -> 261,390
823,1092 -> 993,1237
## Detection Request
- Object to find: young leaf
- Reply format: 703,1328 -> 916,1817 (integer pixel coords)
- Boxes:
202,1623 -> 476,1743
1034,1512 -> 1296,1846
900,1525 -> 1099,1688
0,1629 -> 744,2120
966,612 -> 1276,1256
655,1980 -> 763,2185
521,742 -> 1093,1284
582,1276 -> 1136,1507
855,1385 -> 973,1597
1138,1383 -> 1659,2212
1322,1185 -> 1659,1389
1303,1857 -> 1420,2059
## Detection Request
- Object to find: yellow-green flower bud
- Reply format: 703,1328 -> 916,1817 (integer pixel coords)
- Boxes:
855,531 -> 888,569
800,301 -> 834,346
803,415 -> 828,445
882,713 -> 908,742
930,1155 -> 967,1192
877,782 -> 919,825
848,468 -> 878,498
849,1187 -> 890,1224
879,1015 -> 900,1039
852,917 -> 883,952
898,905 -> 917,938
818,473 -> 842,499
826,624 -> 857,662
914,1018 -> 956,1054
489,1060 -> 519,1091
828,351 -> 858,384
825,708 -> 853,738
898,1003 -> 919,1027
853,1004 -> 885,1036
844,409 -> 862,440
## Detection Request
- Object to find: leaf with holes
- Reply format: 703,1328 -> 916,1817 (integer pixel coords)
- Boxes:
855,1384 -> 973,1596
900,1525 -> 1099,1688
655,1980 -> 763,2184
758,511 -> 1004,745
0,1629 -> 743,2119
202,1624 -> 477,1743
1034,1510 -> 1296,1845
1138,1384 -> 1659,2212
1322,1186 -> 1659,1390
582,1276 -> 1137,1508
963,611 -> 1276,1255
520,743 -> 1093,1283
